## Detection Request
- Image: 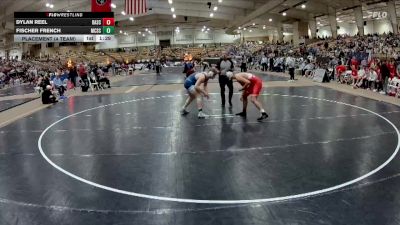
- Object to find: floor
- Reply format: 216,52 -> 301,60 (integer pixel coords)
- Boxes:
0,98 -> 37,112
0,80 -> 399,224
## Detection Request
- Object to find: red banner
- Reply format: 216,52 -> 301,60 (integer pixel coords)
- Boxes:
92,0 -> 112,12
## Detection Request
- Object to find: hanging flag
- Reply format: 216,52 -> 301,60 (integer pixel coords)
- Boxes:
92,0 -> 112,12
126,0 -> 148,15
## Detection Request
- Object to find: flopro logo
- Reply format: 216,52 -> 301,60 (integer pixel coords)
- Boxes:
372,11 -> 388,19
96,0 -> 107,6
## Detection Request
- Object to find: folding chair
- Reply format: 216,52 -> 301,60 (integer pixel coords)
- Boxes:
88,72 -> 101,92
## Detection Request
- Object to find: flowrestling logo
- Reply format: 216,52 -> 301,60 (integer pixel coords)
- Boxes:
371,11 -> 388,19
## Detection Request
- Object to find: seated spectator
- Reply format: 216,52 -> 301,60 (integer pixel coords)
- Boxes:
42,85 -> 57,104
96,68 -> 111,88
354,66 -> 367,88
303,62 -> 315,78
336,64 -> 347,83
52,72 -> 66,97
368,68 -> 378,91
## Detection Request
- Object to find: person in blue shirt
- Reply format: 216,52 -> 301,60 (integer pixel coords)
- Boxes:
181,68 -> 218,118
53,71 -> 66,98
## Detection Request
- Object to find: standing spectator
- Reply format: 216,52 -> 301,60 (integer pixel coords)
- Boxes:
247,56 -> 253,70
286,55 -> 295,82
68,66 -> 78,88
380,60 -> 390,94
269,55 -> 274,71
240,56 -> 247,72
388,58 -> 396,79
261,54 -> 268,71
217,55 -> 234,107
155,59 -> 161,75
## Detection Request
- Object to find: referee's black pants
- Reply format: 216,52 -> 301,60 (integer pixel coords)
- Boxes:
219,75 -> 233,106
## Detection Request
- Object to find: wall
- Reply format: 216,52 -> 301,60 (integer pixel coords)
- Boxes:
9,49 -> 22,60
316,19 -> 394,38
0,50 -> 5,59
96,29 -> 237,50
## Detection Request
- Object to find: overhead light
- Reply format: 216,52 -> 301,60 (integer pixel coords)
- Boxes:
201,28 -> 204,32
171,7 -> 175,12
145,28 -> 148,31
218,0 -> 222,2
210,13 -> 214,17
129,17 -> 134,21
168,0 -> 173,4
213,6 -> 218,11
336,18 -> 339,21
67,10 -> 70,12
301,4 -> 306,9
207,28 -> 210,31
111,3 -> 116,8
269,18 -> 272,22
49,4 -> 54,8
124,32 -> 127,35
45,3 -> 50,7
282,12 -> 287,16
317,21 -> 321,25
238,26 -> 241,29
252,23 -> 255,26
121,11 -> 126,15
142,34 -> 145,36
176,27 -> 179,30
203,26 -> 206,28
249,29 -> 253,32
338,20 -> 343,23
243,27 -> 247,30
138,31 -> 141,34
119,30 -> 123,34
263,26 -> 266,29
172,14 -> 176,18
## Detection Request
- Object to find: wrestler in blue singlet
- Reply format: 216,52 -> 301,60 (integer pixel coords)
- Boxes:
184,73 -> 198,91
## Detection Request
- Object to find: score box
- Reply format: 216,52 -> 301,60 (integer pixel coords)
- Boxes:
102,26 -> 114,34
102,18 -> 114,26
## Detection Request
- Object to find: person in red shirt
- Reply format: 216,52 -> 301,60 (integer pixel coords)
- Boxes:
336,64 -> 347,83
388,58 -> 396,79
350,56 -> 359,70
78,64 -> 87,77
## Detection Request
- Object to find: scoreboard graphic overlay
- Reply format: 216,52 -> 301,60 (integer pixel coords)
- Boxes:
14,12 -> 115,42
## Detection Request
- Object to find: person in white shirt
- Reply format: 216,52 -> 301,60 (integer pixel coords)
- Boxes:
261,55 -> 268,71
354,66 -> 367,88
286,56 -> 296,81
368,69 -> 378,91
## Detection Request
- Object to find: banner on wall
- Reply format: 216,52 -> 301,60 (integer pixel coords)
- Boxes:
91,0 -> 112,12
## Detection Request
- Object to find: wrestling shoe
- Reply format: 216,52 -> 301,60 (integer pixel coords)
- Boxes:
257,112 -> 269,121
235,112 -> 247,117
181,109 -> 189,116
198,111 -> 208,119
